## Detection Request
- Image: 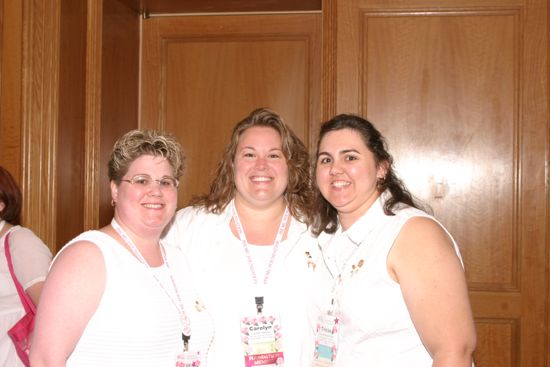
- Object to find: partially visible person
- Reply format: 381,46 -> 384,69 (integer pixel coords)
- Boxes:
308,114 -> 476,367
163,108 -> 319,366
0,166 -> 52,367
30,129 -> 214,367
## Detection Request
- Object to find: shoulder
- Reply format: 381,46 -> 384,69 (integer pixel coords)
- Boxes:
8,226 -> 47,246
7,226 -> 52,258
54,238 -> 105,266
388,215 -> 461,276
46,239 -> 106,293
172,205 -> 225,229
162,205 -> 227,252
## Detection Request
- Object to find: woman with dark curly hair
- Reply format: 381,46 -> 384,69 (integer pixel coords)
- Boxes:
309,114 -> 476,367
163,108 -> 319,366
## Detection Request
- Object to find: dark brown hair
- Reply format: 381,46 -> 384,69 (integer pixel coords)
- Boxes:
0,166 -> 22,225
311,114 -> 422,235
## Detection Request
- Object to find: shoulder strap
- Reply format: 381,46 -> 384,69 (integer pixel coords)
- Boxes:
4,233 -> 37,314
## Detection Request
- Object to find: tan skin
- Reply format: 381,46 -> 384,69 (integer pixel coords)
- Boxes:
0,201 -> 44,306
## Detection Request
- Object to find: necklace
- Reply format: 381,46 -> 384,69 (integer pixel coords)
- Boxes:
110,219 -> 192,341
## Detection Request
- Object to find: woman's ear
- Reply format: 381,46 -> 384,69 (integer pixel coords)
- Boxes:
377,160 -> 389,180
110,181 -> 118,204
0,201 -> 5,214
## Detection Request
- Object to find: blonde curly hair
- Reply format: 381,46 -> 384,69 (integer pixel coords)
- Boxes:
108,129 -> 185,182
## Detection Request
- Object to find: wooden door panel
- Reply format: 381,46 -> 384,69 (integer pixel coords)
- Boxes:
333,0 -> 548,366
475,320 -> 517,366
364,11 -> 518,288
141,14 -> 321,207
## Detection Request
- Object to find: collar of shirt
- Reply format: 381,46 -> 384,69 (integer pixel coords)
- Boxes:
218,199 -> 310,254
318,191 -> 389,251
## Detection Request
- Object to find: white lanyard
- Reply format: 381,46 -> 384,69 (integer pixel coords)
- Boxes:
111,219 -> 192,343
0,220 -> 5,233
231,200 -> 290,313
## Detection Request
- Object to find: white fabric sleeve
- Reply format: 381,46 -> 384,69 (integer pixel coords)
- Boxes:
8,226 -> 53,290
161,205 -> 200,251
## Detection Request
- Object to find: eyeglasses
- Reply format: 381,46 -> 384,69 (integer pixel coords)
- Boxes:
120,174 -> 179,190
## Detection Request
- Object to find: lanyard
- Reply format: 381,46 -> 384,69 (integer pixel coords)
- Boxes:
231,200 -> 290,313
0,220 -> 5,233
111,219 -> 192,348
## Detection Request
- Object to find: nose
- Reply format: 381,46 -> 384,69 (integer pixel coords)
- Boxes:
254,156 -> 267,169
147,180 -> 163,196
329,161 -> 343,176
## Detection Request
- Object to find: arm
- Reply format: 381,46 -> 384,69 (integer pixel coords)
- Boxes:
387,217 -> 476,367
30,241 -> 106,367
26,282 -> 44,306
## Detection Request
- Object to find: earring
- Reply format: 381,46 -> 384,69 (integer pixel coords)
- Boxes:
111,199 -> 116,207
376,176 -> 386,190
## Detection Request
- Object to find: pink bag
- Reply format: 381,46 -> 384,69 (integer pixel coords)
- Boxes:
4,232 -> 36,367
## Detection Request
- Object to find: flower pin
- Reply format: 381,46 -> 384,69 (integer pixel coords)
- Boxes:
195,299 -> 206,312
350,259 -> 364,276
305,251 -> 316,271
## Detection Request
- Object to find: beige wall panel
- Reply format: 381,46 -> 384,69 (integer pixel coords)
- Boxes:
363,11 -> 517,289
141,14 -> 321,208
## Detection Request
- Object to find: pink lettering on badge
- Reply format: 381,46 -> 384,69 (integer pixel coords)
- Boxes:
245,352 -> 284,366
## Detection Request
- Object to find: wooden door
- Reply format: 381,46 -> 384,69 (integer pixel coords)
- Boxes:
329,0 -> 548,365
140,13 -> 322,208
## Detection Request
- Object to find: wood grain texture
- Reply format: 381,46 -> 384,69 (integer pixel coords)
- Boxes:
336,0 -> 548,365
98,0 -> 140,227
20,0 -> 61,251
83,0 -> 104,233
0,0 -> 22,180
141,13 -> 321,208
55,0 -> 87,250
115,0 -> 321,14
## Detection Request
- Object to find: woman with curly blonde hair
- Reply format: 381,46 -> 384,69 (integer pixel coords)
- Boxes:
163,108 -> 320,366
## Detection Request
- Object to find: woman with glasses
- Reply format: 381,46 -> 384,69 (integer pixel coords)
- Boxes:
162,108 -> 319,366
31,130 -> 214,366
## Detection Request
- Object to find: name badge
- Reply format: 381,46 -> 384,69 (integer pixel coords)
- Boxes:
312,313 -> 339,367
175,350 -> 201,367
240,314 -> 284,366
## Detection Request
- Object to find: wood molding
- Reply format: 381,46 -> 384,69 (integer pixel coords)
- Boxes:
0,0 -> 23,178
83,0 -> 103,231
20,0 -> 60,250
321,0 -> 337,121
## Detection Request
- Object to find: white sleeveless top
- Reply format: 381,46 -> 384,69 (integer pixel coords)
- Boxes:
59,230 -> 213,367
310,194 -> 465,367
